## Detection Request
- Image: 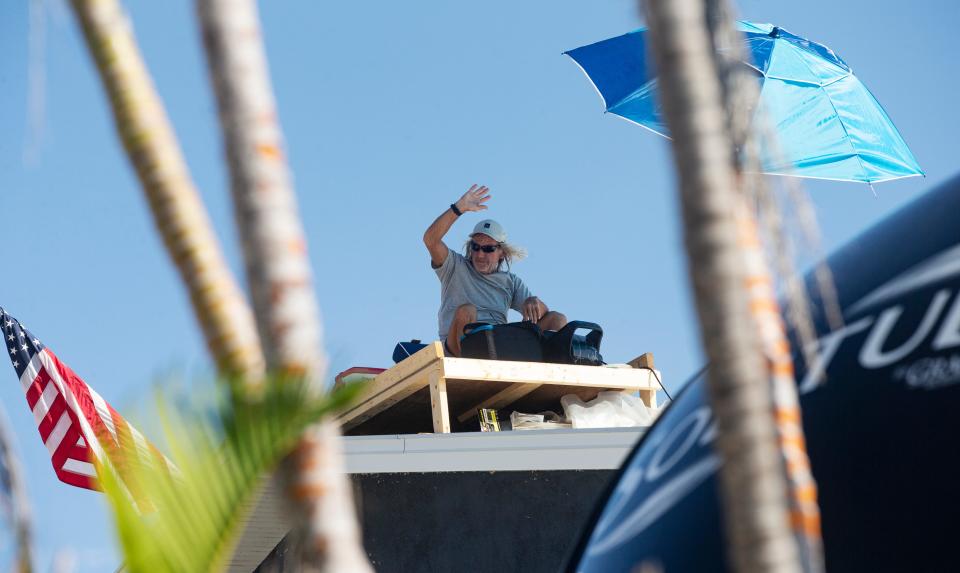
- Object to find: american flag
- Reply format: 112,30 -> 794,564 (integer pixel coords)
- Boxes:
1,307 -> 173,492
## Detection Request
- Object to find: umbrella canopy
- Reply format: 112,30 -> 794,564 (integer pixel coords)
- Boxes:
564,21 -> 923,184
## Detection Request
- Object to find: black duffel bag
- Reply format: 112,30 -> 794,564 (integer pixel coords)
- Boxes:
460,321 -> 544,362
542,320 -> 604,366
460,320 -> 604,365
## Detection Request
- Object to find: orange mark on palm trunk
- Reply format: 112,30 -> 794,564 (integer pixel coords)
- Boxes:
775,409 -> 802,424
772,362 -> 794,377
745,275 -> 772,288
257,143 -> 284,161
750,299 -> 780,315
291,483 -> 329,500
288,237 -> 307,254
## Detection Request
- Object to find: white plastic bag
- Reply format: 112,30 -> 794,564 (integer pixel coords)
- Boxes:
561,391 -> 656,429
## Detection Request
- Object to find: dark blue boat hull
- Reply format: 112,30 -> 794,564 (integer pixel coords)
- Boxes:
569,174 -> 960,573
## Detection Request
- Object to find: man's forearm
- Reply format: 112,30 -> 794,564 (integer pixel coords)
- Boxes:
423,205 -> 460,246
424,185 -> 488,253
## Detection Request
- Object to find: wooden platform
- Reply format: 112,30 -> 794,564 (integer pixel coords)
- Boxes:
337,342 -> 662,435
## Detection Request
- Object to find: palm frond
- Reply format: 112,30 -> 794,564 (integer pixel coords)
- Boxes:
99,377 -> 365,573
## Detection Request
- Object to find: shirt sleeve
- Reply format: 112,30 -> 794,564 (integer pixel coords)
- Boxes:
434,248 -> 459,282
510,274 -> 533,312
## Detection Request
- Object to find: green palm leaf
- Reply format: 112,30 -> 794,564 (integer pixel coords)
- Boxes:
99,378 -> 365,573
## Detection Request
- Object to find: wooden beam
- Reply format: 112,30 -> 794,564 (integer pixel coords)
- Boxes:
442,357 -> 659,390
628,353 -> 661,409
429,370 -> 450,433
640,389 -> 658,410
628,352 -> 655,370
456,382 -> 542,424
337,342 -> 443,430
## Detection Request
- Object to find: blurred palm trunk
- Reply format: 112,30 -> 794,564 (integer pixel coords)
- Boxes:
195,0 -> 371,571
69,0 -> 265,382
704,1 -> 824,568
70,0 -> 367,570
642,0 -> 804,571
0,408 -> 34,573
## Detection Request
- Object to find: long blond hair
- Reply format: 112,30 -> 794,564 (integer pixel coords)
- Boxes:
463,235 -> 527,272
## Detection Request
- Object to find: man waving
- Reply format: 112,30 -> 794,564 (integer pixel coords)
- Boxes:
423,184 -> 567,356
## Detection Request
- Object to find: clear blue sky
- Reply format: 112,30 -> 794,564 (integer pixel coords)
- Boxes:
1,0 -> 958,570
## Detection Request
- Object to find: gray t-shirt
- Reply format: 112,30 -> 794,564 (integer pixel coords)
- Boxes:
434,249 -> 533,339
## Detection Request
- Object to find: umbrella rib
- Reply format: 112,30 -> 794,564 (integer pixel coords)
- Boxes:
781,38 -> 828,87
745,169 -> 921,185
815,81 -> 874,183
819,73 -> 852,89
609,113 -> 673,140
762,74 -> 823,88
564,54 -> 611,111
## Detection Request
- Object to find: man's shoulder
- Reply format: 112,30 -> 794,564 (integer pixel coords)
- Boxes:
492,269 -> 526,289
502,269 -> 523,282
436,249 -> 469,276
446,250 -> 469,269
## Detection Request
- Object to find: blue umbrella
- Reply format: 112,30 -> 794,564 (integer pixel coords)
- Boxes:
564,21 -> 923,184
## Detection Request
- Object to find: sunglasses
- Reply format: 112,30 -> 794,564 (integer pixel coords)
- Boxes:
470,241 -> 500,253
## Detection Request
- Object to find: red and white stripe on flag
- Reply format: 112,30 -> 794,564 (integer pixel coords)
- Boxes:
20,347 -> 173,491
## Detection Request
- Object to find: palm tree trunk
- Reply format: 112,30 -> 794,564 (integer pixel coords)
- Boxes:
733,198 -> 823,570
195,0 -> 371,571
642,0 -> 803,571
70,0 -> 265,382
0,408 -> 34,573
706,1 -> 824,567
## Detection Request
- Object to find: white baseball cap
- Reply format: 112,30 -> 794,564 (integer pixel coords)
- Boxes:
471,219 -> 507,243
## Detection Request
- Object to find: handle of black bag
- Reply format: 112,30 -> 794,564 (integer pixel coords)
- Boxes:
565,320 -> 603,347
463,322 -> 493,336
564,320 -> 602,333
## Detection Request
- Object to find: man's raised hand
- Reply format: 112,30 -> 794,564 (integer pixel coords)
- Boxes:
455,184 -> 491,213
